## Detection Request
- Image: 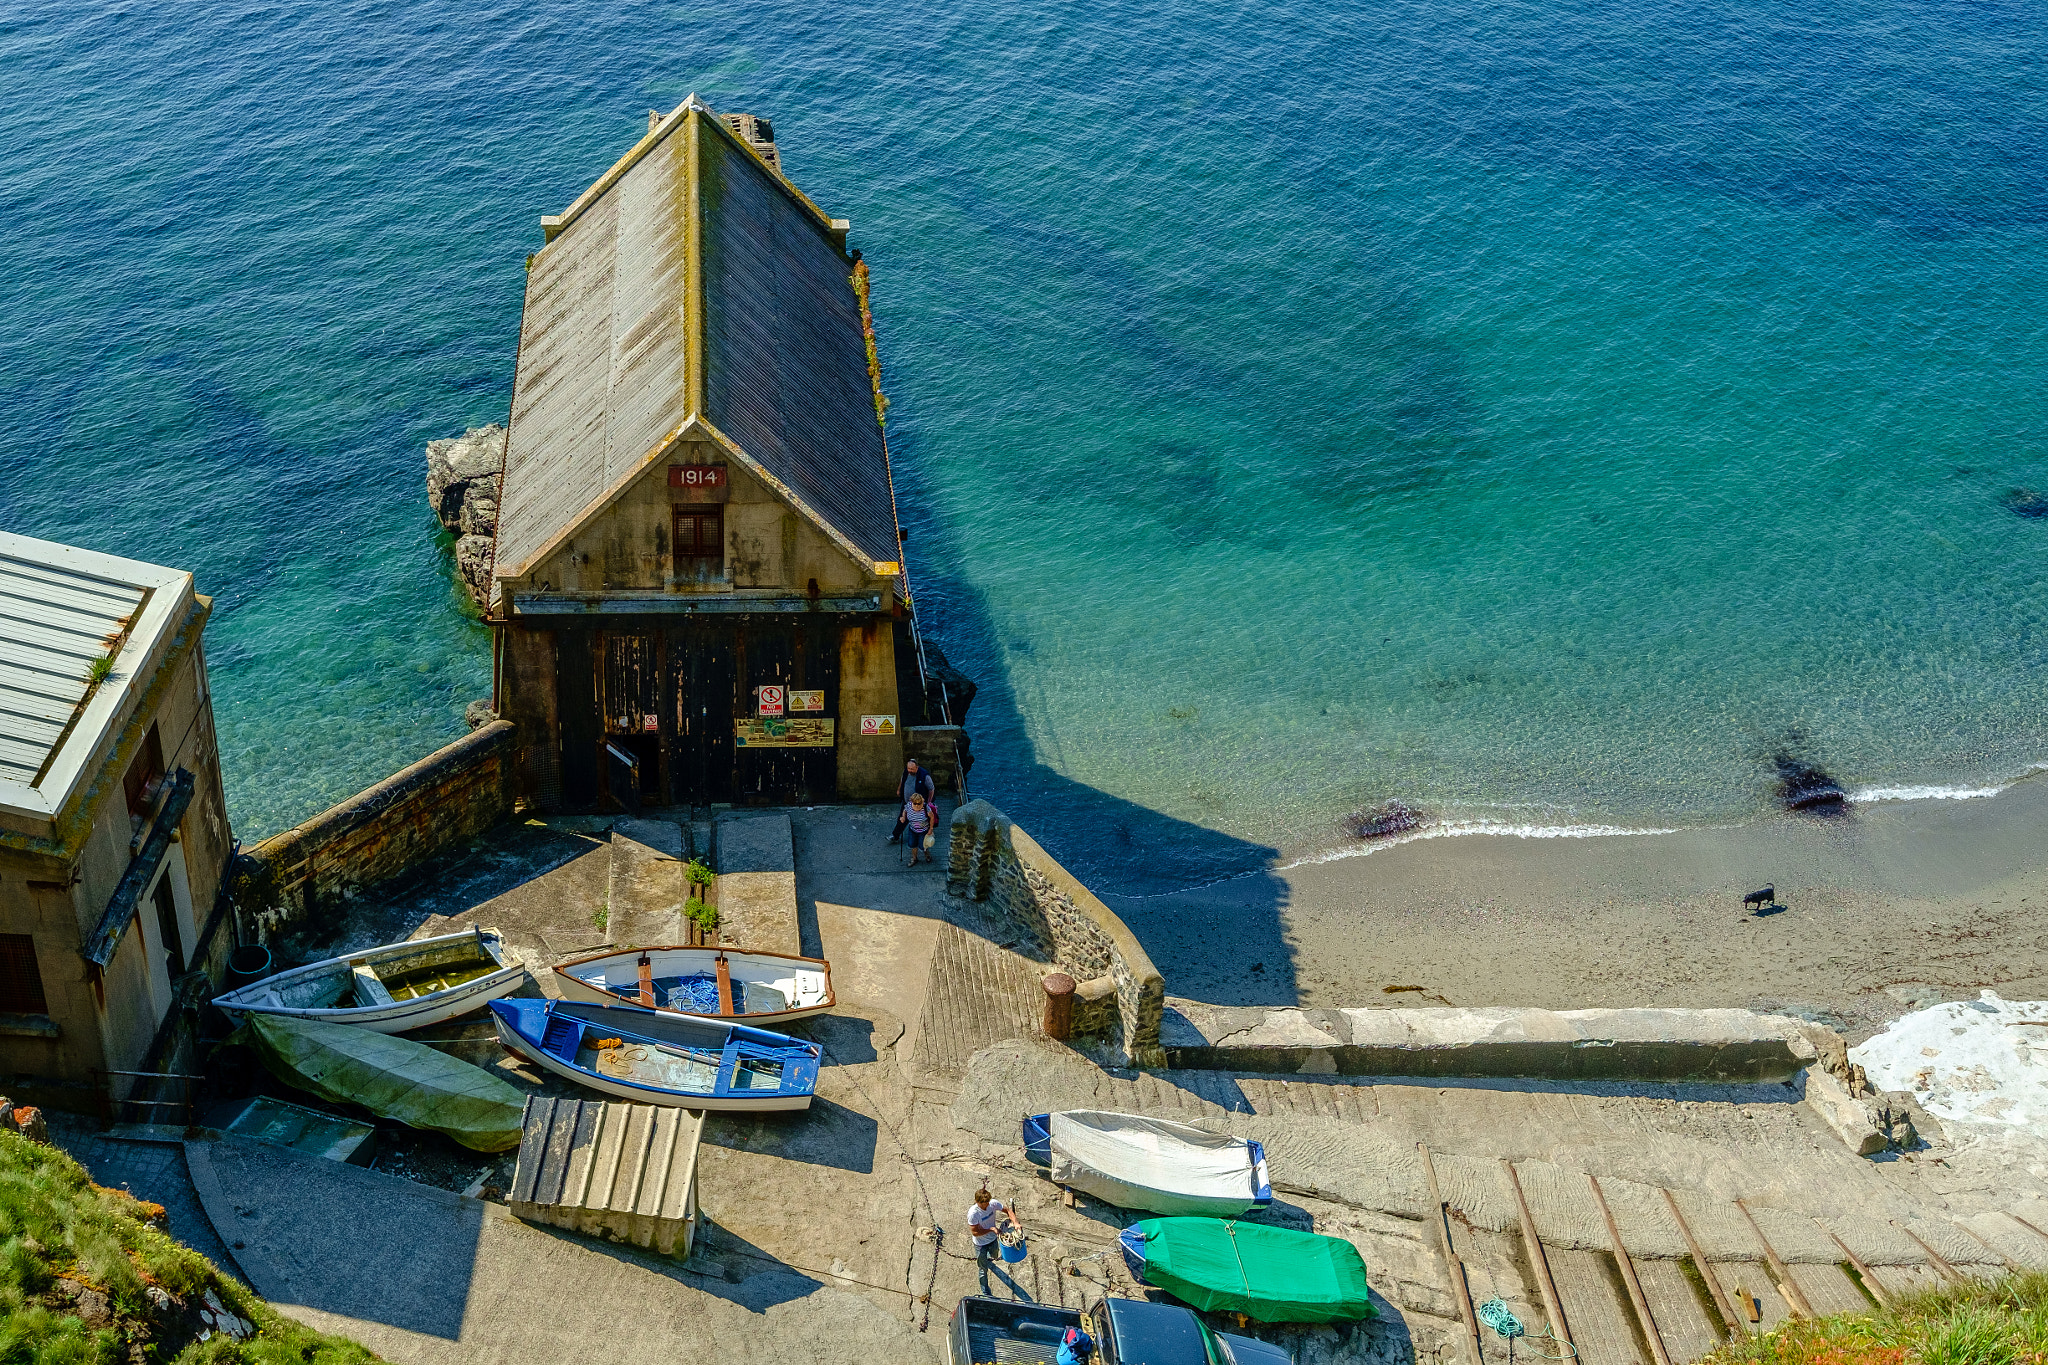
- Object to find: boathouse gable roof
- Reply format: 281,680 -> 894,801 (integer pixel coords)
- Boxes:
494,99 -> 900,590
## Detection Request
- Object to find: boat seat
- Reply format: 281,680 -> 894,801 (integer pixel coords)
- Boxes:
542,1016 -> 583,1060
350,961 -> 395,1007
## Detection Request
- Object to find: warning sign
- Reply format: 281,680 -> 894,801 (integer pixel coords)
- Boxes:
860,715 -> 897,737
789,689 -> 825,713
757,685 -> 785,716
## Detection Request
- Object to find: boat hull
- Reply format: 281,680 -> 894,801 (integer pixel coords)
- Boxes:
551,945 -> 834,1025
212,929 -> 528,1034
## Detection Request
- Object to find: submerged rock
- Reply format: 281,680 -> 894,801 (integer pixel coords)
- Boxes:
1342,800 -> 1425,840
2002,488 -> 2048,519
1774,753 -> 1847,813
428,424 -> 506,608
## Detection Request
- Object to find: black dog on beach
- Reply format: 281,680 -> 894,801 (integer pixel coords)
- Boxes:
1743,885 -> 1776,911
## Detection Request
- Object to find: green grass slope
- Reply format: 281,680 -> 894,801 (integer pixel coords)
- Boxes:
0,1130 -> 377,1364
1703,1271 -> 2047,1365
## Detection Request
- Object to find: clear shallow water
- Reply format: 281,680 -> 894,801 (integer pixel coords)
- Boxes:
3,0 -> 2044,888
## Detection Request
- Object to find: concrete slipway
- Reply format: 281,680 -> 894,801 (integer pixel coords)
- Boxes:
132,807 -> 2048,1365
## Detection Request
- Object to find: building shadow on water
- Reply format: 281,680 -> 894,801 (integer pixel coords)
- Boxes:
909,568 -> 1299,1009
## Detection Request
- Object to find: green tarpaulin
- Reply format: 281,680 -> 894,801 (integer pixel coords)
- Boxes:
234,1013 -> 525,1152
1122,1218 -> 1376,1324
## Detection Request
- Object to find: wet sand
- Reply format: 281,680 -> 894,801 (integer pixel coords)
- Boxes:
1109,774 -> 2048,1041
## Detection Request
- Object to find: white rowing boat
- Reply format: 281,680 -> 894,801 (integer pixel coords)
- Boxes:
212,927 -> 527,1034
1023,1110 -> 1271,1217
551,945 -> 832,1024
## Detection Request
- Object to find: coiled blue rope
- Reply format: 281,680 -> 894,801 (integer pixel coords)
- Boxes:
1478,1300 -> 1524,1340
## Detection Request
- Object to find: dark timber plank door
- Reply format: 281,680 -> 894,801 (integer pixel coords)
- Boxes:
670,625 -> 736,807
557,629 -> 600,811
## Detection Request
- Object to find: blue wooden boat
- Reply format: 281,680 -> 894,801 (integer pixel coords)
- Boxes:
488,998 -> 819,1111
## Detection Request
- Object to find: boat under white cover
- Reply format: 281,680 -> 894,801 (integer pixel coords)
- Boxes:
1022,1109 -> 1271,1217
212,928 -> 527,1033
552,946 -> 832,1024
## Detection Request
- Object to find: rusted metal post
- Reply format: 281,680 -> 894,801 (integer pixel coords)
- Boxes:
1042,973 -> 1076,1040
1666,1188 -> 1743,1335
1736,1199 -> 1815,1315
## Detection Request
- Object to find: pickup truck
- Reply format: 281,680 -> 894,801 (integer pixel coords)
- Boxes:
948,1293 -> 1295,1365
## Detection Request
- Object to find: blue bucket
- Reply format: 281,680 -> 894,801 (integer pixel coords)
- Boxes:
999,1234 -> 1028,1264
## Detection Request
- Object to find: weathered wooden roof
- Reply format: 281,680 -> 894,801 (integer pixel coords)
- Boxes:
495,98 -> 899,585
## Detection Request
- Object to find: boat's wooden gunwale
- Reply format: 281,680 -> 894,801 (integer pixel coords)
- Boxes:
551,944 -> 835,1024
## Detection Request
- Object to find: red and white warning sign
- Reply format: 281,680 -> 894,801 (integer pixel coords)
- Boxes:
859,714 -> 897,736
758,685 -> 785,716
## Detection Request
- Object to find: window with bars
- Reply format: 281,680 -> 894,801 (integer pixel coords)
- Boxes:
0,935 -> 48,1015
673,506 -> 724,580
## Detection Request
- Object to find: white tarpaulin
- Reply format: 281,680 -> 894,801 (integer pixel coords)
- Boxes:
1048,1110 -> 1269,1217
1850,991 -> 2048,1129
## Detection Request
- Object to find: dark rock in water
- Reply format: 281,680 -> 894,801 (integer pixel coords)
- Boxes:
2002,489 -> 2048,519
1343,800 -> 1425,840
464,700 -> 497,731
1774,753 -> 1847,813
428,424 -> 506,608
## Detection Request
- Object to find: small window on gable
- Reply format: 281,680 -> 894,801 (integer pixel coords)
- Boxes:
674,506 -> 724,581
0,935 -> 48,1015
124,723 -> 164,820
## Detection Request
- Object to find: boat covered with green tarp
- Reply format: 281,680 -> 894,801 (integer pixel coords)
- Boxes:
1118,1217 -> 1376,1324
232,1012 -> 525,1152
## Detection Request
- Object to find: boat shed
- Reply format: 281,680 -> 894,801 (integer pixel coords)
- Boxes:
490,96 -> 936,811
0,532 -> 233,1099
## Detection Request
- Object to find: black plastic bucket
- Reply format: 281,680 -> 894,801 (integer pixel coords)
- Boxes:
226,944 -> 272,988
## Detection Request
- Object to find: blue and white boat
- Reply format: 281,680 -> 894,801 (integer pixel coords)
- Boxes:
488,998 -> 820,1111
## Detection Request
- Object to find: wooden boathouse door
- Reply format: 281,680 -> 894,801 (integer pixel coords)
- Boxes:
669,627 -> 737,808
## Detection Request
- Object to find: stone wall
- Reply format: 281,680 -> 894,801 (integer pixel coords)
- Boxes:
230,721 -> 520,940
946,801 -> 1165,1067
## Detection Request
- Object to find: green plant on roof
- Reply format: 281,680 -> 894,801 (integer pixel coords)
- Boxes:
684,858 -> 714,887
850,259 -> 890,429
84,651 -> 117,686
685,897 -> 717,933
592,900 -> 609,932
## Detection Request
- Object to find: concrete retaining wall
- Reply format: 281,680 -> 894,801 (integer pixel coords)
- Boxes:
231,720 -> 520,940
946,800 -> 1164,1067
1161,999 -> 1820,1082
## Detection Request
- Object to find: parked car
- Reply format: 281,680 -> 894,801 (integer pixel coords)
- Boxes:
949,1292 -> 1295,1365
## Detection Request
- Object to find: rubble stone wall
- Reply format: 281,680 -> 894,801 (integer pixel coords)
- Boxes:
946,800 -> 1165,1067
231,721 -> 519,940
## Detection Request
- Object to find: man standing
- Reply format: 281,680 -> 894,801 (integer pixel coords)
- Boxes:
967,1187 -> 1010,1295
887,759 -> 937,844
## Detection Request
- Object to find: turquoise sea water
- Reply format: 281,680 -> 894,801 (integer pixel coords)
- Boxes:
4,0 -> 2045,891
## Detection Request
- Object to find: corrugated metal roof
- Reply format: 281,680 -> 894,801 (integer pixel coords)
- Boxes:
0,548 -> 146,785
701,122 -> 899,565
495,99 -> 898,582
0,532 -> 193,821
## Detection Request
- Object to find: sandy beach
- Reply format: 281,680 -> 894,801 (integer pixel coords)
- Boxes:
1109,772 -> 2048,1041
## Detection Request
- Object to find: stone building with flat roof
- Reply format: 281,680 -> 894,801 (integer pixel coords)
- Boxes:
0,532 -> 232,1102
489,97 -> 960,812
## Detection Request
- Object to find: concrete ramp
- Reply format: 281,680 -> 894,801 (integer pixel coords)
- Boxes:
607,818 -> 686,948
714,813 -> 799,956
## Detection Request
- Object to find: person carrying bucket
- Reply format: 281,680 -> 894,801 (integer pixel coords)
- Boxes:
967,1187 -> 1015,1294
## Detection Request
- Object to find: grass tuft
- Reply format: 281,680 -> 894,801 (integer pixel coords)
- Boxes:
0,1130 -> 379,1362
1703,1270 -> 2048,1365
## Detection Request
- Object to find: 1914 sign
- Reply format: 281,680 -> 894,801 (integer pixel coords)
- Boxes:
668,464 -> 727,488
